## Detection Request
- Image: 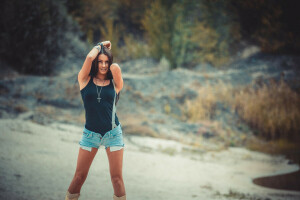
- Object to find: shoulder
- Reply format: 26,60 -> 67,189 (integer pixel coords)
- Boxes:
78,72 -> 91,83
79,75 -> 91,91
111,63 -> 120,67
110,63 -> 121,72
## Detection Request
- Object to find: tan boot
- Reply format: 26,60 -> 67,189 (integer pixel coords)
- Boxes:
65,191 -> 80,200
113,194 -> 126,200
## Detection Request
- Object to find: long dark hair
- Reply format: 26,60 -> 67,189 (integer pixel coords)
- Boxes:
89,46 -> 120,105
89,46 -> 113,79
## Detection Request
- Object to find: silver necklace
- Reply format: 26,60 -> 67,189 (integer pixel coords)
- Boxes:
95,78 -> 106,103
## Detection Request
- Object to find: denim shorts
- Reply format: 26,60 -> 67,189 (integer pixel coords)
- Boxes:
79,123 -> 125,152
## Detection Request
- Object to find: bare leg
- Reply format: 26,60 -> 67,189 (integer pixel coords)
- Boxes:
68,147 -> 98,194
106,147 -> 126,197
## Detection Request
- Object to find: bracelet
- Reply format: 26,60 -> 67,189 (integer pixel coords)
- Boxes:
94,45 -> 101,52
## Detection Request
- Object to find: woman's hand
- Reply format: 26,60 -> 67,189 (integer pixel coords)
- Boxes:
98,41 -> 111,50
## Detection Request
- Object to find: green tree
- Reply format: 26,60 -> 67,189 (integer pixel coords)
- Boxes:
141,0 -> 174,62
142,0 -> 240,68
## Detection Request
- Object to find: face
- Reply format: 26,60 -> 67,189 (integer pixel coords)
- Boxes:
97,54 -> 109,75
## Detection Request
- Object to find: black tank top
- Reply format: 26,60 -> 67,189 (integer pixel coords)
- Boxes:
80,76 -> 119,136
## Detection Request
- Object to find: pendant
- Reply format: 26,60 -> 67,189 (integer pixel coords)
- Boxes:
97,97 -> 101,103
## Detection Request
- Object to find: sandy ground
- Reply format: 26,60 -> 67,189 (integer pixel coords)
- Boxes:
0,118 -> 300,200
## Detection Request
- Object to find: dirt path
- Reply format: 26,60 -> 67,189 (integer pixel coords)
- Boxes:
0,118 -> 299,200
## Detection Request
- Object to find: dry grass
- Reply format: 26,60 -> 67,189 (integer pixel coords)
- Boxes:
120,114 -> 159,137
35,105 -> 57,116
246,137 -> 300,164
65,83 -> 80,101
32,90 -> 46,101
14,104 -> 29,113
121,34 -> 150,61
34,105 -> 85,125
214,189 -> 255,199
131,91 -> 144,102
232,79 -> 300,140
183,78 -> 300,141
123,124 -> 158,137
123,84 -> 133,92
55,110 -> 85,124
159,146 -> 177,156
130,91 -> 154,104
183,80 -> 233,122
164,103 -> 171,114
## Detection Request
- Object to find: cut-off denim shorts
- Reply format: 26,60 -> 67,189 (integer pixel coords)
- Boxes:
79,123 -> 125,152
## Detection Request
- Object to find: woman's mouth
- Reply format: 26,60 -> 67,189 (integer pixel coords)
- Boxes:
100,68 -> 107,72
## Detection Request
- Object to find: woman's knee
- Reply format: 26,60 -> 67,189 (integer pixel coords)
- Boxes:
111,175 -> 123,186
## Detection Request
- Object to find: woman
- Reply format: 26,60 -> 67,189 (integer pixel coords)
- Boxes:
65,41 -> 126,200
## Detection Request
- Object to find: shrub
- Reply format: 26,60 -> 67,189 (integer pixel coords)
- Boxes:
141,0 -> 174,62
120,34 -> 149,61
184,94 -> 216,122
184,79 -> 300,140
141,0 -> 240,69
0,0 -> 79,75
183,81 -> 233,121
99,18 -> 121,61
230,0 -> 299,53
233,79 -> 300,140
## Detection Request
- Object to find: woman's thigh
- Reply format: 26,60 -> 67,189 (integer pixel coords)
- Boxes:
106,147 -> 124,177
75,147 -> 98,175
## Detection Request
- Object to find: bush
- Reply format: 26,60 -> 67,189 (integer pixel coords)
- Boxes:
99,18 -> 121,61
0,0 -> 79,75
141,0 -> 174,63
184,79 -> 300,140
183,81 -> 233,121
233,79 -> 300,140
184,85 -> 218,121
230,0 -> 300,53
119,34 -> 149,61
141,0 -> 240,69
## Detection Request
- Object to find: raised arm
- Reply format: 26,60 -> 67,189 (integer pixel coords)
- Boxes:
110,63 -> 123,94
78,48 -> 99,83
78,41 -> 111,84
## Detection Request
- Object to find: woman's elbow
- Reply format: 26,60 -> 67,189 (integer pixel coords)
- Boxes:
119,79 -> 124,90
86,54 -> 94,61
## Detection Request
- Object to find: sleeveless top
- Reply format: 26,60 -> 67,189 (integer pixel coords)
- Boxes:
80,76 -> 120,136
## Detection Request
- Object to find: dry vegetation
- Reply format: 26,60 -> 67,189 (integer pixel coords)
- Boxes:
119,34 -> 150,61
183,80 -> 234,122
119,114 -> 159,138
183,78 -> 300,141
233,79 -> 300,140
13,104 -> 29,113
65,82 -> 80,101
60,110 -> 85,124
35,105 -> 58,117
246,136 -> 300,164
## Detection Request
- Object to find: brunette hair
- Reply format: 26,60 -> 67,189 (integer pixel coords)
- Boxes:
89,46 -> 113,79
